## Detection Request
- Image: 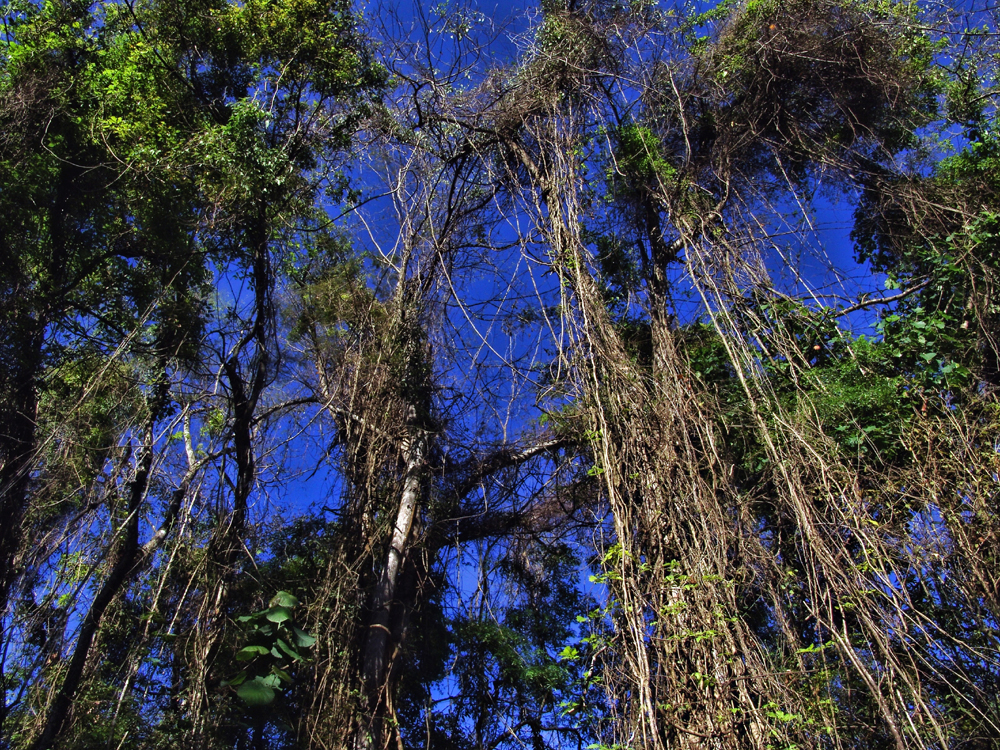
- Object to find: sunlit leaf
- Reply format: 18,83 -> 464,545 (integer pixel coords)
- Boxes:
269,591 -> 300,608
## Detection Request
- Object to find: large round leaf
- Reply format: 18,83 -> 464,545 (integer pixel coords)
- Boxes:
265,605 -> 293,623
236,677 -> 275,706
269,591 -> 300,608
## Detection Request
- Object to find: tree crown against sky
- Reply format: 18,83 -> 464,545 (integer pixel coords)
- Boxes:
2,1 -> 1000,749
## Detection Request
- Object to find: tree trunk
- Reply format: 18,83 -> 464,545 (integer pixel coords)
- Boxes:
356,419 -> 426,750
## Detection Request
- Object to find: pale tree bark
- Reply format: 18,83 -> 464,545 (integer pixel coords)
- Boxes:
350,422 -> 579,750
355,417 -> 427,750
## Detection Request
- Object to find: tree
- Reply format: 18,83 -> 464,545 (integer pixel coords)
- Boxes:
285,49 -> 584,745
4,0 -> 1000,748
1,0 -> 380,746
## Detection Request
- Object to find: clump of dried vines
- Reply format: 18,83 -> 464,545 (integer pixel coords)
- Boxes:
502,0 -> 1000,748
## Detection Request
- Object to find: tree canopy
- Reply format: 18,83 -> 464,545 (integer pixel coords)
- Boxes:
2,1 -> 1000,749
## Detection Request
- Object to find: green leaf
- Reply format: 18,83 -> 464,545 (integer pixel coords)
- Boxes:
276,638 -> 302,661
271,666 -> 293,684
238,610 -> 267,623
222,671 -> 247,687
236,677 -> 275,706
269,591 -> 300,608
558,646 -> 579,661
265,606 -> 293,623
236,645 -> 269,661
261,673 -> 282,688
292,626 -> 316,648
